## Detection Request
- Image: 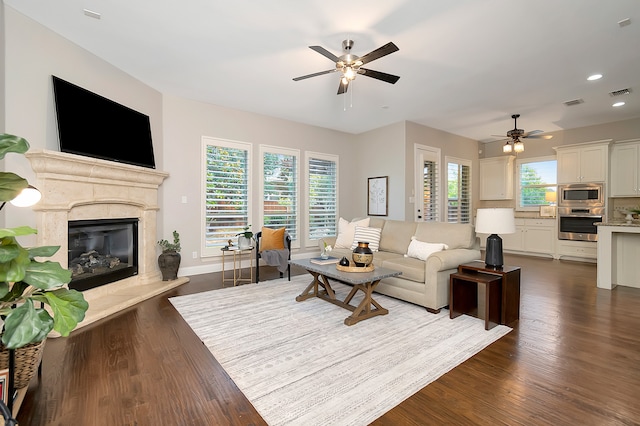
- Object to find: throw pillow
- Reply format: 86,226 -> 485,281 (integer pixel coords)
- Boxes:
350,226 -> 382,252
405,237 -> 448,261
260,227 -> 285,252
334,217 -> 370,249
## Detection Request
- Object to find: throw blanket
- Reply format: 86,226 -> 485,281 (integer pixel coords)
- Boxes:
260,249 -> 289,273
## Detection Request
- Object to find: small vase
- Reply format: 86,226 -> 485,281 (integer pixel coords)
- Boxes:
352,241 -> 373,267
320,249 -> 329,260
238,235 -> 252,249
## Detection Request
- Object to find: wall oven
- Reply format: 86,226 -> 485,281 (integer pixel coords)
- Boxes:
557,183 -> 605,242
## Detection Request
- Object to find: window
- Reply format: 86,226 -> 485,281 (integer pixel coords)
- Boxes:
415,145 -> 440,222
202,137 -> 252,256
260,146 -> 300,248
306,152 -> 338,244
446,157 -> 471,223
517,156 -> 557,211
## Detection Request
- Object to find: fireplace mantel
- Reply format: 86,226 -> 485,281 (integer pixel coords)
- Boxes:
25,149 -> 189,330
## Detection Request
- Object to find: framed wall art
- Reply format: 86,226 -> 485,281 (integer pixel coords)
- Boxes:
367,176 -> 388,216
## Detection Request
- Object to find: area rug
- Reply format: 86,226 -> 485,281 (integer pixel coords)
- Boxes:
169,275 -> 511,426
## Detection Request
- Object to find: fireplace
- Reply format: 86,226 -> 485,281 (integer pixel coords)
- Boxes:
25,149 -> 189,330
68,218 -> 139,291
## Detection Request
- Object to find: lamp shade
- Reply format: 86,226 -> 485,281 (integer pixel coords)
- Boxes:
475,208 -> 516,235
9,185 -> 42,207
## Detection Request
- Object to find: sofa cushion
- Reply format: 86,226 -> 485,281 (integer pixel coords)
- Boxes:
406,237 -> 448,261
351,226 -> 382,252
379,220 -> 417,254
414,222 -> 475,249
334,217 -> 370,249
381,256 -> 425,283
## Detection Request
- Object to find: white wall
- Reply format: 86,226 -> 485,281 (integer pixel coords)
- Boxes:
2,6 -> 163,242
162,95 -> 358,268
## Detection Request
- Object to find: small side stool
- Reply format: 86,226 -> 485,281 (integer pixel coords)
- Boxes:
450,271 -> 503,330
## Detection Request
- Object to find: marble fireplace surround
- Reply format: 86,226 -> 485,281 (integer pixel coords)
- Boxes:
25,150 -> 189,331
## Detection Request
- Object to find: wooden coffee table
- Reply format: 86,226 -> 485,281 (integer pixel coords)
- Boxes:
290,259 -> 402,326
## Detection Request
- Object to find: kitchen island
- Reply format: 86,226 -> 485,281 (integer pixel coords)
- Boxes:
596,221 -> 640,289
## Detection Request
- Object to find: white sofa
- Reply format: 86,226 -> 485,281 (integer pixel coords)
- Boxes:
321,217 -> 481,313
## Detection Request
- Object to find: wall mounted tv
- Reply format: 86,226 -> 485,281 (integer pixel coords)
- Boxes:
52,75 -> 156,169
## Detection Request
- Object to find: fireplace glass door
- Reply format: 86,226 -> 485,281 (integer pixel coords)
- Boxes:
68,218 -> 139,291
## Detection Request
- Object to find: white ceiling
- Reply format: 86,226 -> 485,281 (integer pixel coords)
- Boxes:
6,0 -> 640,142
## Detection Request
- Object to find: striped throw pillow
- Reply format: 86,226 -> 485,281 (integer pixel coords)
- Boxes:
351,226 -> 382,252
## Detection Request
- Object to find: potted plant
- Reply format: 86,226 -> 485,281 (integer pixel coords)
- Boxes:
157,230 -> 181,280
0,133 -> 89,389
236,225 -> 253,249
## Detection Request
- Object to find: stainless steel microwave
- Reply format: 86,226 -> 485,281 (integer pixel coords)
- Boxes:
558,183 -> 604,207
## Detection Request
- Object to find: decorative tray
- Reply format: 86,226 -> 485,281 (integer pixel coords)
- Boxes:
336,264 -> 375,273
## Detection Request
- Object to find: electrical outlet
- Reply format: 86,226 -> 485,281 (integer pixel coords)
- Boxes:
192,251 -> 198,259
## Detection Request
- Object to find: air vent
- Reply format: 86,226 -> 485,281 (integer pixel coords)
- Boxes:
563,98 -> 584,106
610,88 -> 632,97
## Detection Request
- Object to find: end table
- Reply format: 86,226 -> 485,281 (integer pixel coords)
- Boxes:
221,246 -> 254,286
456,261 -> 521,326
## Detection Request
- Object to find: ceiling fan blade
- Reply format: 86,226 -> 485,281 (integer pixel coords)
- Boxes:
358,42 -> 399,65
337,79 -> 349,95
309,45 -> 341,63
293,69 -> 338,81
524,133 -> 554,140
358,68 -> 400,84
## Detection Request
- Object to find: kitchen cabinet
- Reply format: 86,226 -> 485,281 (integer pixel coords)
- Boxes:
557,240 -> 597,260
555,141 -> 610,184
478,218 -> 556,257
479,156 -> 514,200
610,139 -> 640,197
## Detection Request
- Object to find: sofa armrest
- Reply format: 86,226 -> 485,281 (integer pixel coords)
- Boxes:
425,248 -> 481,272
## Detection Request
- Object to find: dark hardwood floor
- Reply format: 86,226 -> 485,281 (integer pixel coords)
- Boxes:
17,254 -> 640,425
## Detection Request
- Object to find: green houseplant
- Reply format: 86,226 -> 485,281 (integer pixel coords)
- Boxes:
157,230 -> 181,280
0,133 -> 89,388
236,225 -> 253,249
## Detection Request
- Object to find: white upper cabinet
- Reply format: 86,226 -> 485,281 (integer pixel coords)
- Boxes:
479,156 -> 514,200
555,141 -> 610,184
610,140 -> 640,197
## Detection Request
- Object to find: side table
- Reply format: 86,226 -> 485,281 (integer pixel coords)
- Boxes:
457,261 -> 521,325
221,247 -> 254,286
450,271 -> 503,330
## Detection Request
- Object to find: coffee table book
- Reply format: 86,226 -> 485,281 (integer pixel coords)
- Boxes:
309,256 -> 340,265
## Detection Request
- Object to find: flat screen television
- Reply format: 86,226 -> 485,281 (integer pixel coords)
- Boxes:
52,75 -> 156,169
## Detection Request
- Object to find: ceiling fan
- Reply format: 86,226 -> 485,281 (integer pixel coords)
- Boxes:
494,114 -> 553,153
293,39 -> 400,95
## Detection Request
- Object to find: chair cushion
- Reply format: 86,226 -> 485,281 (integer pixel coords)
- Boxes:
334,217 -> 370,249
260,227 -> 285,252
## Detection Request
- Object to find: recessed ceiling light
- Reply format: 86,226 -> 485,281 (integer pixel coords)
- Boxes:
613,101 -> 625,107
587,74 -> 603,81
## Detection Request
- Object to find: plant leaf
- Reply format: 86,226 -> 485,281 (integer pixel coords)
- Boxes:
0,134 -> 29,160
0,172 -> 28,202
22,260 -> 72,290
27,245 -> 61,258
39,289 -> 88,336
1,299 -> 53,349
0,240 -> 30,283
0,226 -> 37,239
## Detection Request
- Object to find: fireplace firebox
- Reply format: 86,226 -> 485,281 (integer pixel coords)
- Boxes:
68,218 -> 139,291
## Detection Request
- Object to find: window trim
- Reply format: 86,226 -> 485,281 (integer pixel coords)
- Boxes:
259,144 -> 301,249
414,144 -> 441,222
516,155 -> 557,212
201,136 -> 252,257
304,151 -> 339,248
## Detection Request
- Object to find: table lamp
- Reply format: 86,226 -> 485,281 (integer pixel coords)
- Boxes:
475,208 -> 516,268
